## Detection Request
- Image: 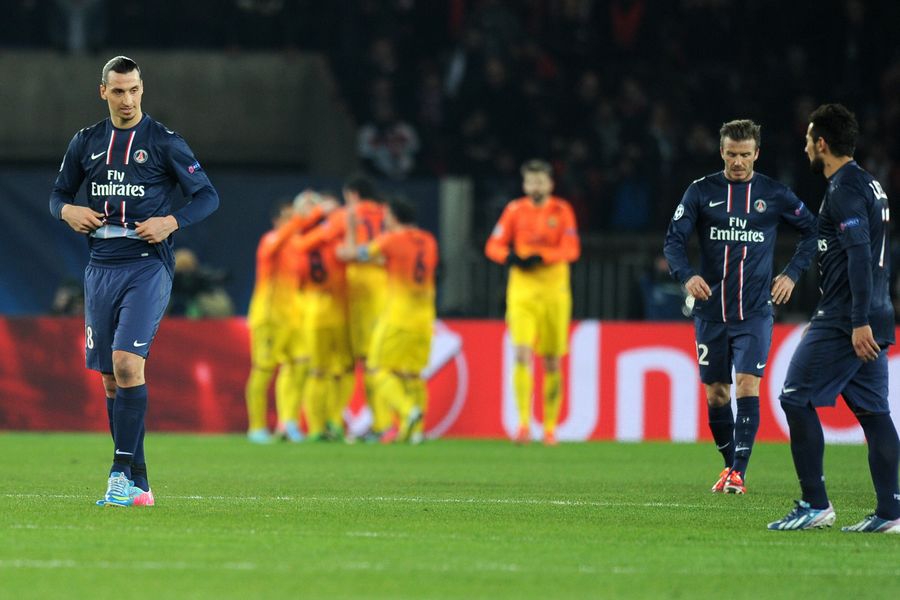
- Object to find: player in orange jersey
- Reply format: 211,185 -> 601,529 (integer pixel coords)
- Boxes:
245,195 -> 332,443
342,175 -> 392,438
339,197 -> 439,443
485,159 -> 581,445
292,197 -> 358,441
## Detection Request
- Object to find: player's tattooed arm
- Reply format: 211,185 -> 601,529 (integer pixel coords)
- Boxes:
60,204 -> 104,234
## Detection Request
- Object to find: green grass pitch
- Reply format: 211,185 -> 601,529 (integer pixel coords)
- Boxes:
1,433 -> 898,599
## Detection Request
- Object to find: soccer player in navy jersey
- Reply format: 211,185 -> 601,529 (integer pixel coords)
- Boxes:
665,119 -> 818,495
768,104 -> 900,533
49,56 -> 219,507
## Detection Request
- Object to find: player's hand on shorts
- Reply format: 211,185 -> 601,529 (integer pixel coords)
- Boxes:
852,325 -> 881,362
135,215 -> 179,244
61,204 -> 104,234
684,275 -> 711,301
770,273 -> 796,305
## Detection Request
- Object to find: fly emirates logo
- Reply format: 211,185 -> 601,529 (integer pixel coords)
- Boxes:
709,217 -> 764,242
90,170 -> 145,197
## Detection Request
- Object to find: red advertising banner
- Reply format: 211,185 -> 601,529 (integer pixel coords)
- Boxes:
1,317 -> 898,442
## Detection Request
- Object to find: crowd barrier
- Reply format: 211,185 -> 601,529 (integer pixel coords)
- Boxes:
2,317 -> 898,442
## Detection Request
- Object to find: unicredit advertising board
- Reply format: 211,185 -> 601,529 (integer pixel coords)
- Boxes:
1,317 -> 898,442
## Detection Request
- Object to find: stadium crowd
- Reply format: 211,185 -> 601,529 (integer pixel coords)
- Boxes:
5,0 -> 899,237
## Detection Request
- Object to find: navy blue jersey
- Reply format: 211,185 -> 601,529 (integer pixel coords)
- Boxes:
50,114 -> 214,274
664,171 -> 817,322
812,161 -> 894,344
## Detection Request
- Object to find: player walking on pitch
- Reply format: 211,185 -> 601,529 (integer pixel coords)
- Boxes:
485,159 -> 580,445
768,104 -> 900,533
49,56 -> 219,506
664,119 -> 817,494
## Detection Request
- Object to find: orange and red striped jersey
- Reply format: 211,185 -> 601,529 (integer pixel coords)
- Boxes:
484,196 -> 580,297
369,227 -> 438,327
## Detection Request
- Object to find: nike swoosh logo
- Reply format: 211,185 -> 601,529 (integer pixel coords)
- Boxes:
709,200 -> 726,207
735,446 -> 750,453
782,387 -> 797,394
756,362 -> 766,369
133,340 -> 148,347
115,450 -> 133,456
91,151 -> 106,160
716,443 -> 731,450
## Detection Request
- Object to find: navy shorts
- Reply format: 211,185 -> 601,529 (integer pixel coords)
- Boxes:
694,315 -> 773,384
779,324 -> 890,414
84,261 -> 172,373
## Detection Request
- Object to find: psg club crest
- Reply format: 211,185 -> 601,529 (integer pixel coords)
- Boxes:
133,149 -> 148,164
753,199 -> 767,213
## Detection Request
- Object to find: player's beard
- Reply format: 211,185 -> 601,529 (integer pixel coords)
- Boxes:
809,154 -> 825,176
530,193 -> 547,204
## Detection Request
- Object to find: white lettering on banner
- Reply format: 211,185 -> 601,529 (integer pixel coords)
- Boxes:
768,325 -> 900,443
343,321 -> 467,438
615,348 -> 699,442
557,322 -> 599,440
501,332 -> 517,438
424,322 -> 468,438
501,323 -> 601,440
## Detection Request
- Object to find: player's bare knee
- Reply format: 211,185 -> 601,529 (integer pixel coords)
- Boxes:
112,352 -> 145,387
542,356 -> 561,372
514,346 -> 532,365
705,384 -> 730,407
100,373 -> 117,398
734,373 -> 761,398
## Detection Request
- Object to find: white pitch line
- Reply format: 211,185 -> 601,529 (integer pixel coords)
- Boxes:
0,492 -> 773,511
1,558 -> 899,578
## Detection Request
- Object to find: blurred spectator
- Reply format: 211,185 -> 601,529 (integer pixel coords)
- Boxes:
51,278 -> 84,316
357,101 -> 420,180
169,249 -> 234,318
631,255 -> 690,321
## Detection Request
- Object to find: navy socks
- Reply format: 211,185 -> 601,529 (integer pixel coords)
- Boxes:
731,396 -> 760,476
110,384 -> 148,479
856,413 -> 900,520
707,404 -> 735,468
781,401 -> 829,509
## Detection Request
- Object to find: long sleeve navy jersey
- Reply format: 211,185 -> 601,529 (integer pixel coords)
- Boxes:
49,114 -> 218,275
664,171 -> 818,322
812,160 -> 894,344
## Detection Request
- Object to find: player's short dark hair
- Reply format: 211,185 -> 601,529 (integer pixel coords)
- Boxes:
719,119 -> 761,148
809,103 -> 858,158
388,197 -> 416,225
344,173 -> 379,201
101,56 -> 141,85
520,159 -> 553,178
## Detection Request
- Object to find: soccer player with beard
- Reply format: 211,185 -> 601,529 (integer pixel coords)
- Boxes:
485,160 -> 580,446
49,56 -> 219,506
768,104 -> 900,533
664,119 -> 817,494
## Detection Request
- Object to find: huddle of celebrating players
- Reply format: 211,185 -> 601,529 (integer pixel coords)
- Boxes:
245,176 -> 438,445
